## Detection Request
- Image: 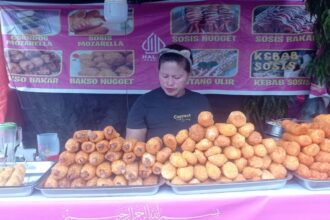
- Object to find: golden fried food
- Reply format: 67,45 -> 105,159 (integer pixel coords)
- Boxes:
238,122 -> 255,138
96,161 -> 112,178
206,162 -> 221,180
216,123 -> 237,137
283,155 -> 299,171
170,152 -> 188,168
248,156 -> 264,169
156,147 -> 172,163
242,166 -> 262,179
128,177 -> 143,186
198,111 -> 214,127
315,151 -> 330,163
303,143 -> 320,157
231,133 -> 246,148
261,170 -> 275,180
105,151 -> 122,162
176,129 -> 189,145
81,141 -> 96,153
208,154 -> 227,167
122,138 -> 137,152
181,137 -> 196,152
262,155 -> 272,169
189,124 -> 205,142
226,111 -> 247,128
133,141 -> 146,157
195,138 -> 213,151
177,166 -> 194,182
162,134 -> 177,152
95,140 -> 109,154
171,176 -> 186,185
194,165 -> 208,182
281,141 -> 300,156
138,163 -> 152,179
247,131 -> 262,146
189,178 -> 201,184
310,162 -> 329,173
224,146 -> 241,160
44,176 -> 58,188
152,162 -> 163,175
80,163 -> 96,181
253,144 -> 267,157
143,175 -> 159,185
298,152 -> 314,166
222,161 -> 238,179
89,151 -> 105,166
310,169 -> 328,180
233,174 -> 247,182
75,150 -> 89,165
205,125 -> 219,142
65,138 -> 80,153
194,149 -> 207,164
113,175 -> 127,186
262,138 -> 277,154
308,129 -> 325,144
109,137 -> 124,152
180,151 -> 197,165
57,178 -> 71,188
51,164 -> 68,180
67,164 -> 82,180
0,167 -> 14,185
282,120 -> 310,135
103,125 -> 120,140
4,173 -> 21,187
320,139 -> 330,152
88,130 -> 104,143
217,176 -> 233,183
125,162 -> 139,181
269,163 -> 287,179
97,178 -> 114,187
234,157 -> 248,172
204,146 -> 222,157
71,178 -> 86,187
73,130 -> 90,143
86,176 -> 98,187
141,152 -> 156,167
146,137 -> 162,155
241,143 -> 254,159
59,151 -> 76,166
161,162 -> 177,180
111,160 -> 126,175
123,152 -> 137,164
282,133 -> 312,147
270,147 -> 286,164
296,164 -> 311,178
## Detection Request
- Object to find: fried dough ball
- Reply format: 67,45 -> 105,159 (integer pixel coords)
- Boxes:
189,124 -> 205,142
97,178 -> 114,187
315,151 -> 330,163
122,138 -> 137,152
214,135 -> 231,148
194,149 -> 207,164
227,111 -> 247,128
312,114 -> 330,138
109,137 -> 124,152
308,129 -> 325,144
105,151 -> 122,162
156,147 -> 172,163
296,164 -> 311,178
86,177 -> 98,187
248,156 -> 264,168
282,133 -> 312,147
262,155 -> 272,169
124,162 -> 139,181
181,151 -> 198,165
138,163 -> 152,179
194,165 -> 208,182
310,170 -> 328,180
208,154 -> 227,167
303,143 -> 320,157
67,164 -> 83,180
152,162 -> 163,175
283,155 -> 299,171
232,174 -> 246,182
224,146 -> 241,160
270,147 -> 286,164
73,130 -> 90,143
206,162 -> 221,180
96,161 -> 112,178
111,160 -> 126,175
261,170 -> 275,180
59,151 -> 76,166
89,151 -> 105,166
242,166 -> 262,179
170,152 -> 188,168
162,134 -> 177,152
189,178 -> 201,184
122,152 -> 137,164
71,178 -> 86,188
80,163 -> 96,181
282,120 -> 310,135
171,176 -> 186,185
281,141 -> 300,156
241,143 -> 254,159
103,125 -> 120,140
51,164 -> 68,180
177,166 -> 194,182
44,176 -> 58,188
88,130 -> 104,143
216,123 -> 237,137
217,176 -> 233,183
198,111 -> 214,127
161,162 -> 176,180
204,146 -> 222,157
176,129 -> 189,145
65,138 -> 80,153
253,144 -> 268,157
310,162 -> 330,173
222,161 -> 238,179
269,163 -> 287,179
262,138 -> 277,154
181,137 -> 196,152
298,152 -> 314,166
81,141 -> 96,153
128,177 -> 143,186
231,133 -> 246,148
113,175 -> 127,186
146,137 -> 162,155
247,131 -> 262,145
320,139 -> 330,152
133,141 -> 146,157
235,157 -> 248,172
141,152 -> 156,167
205,125 -> 219,142
75,150 -> 89,165
238,123 -> 255,138
57,178 -> 71,188
196,138 -> 213,151
143,175 -> 159,185
95,140 -> 109,153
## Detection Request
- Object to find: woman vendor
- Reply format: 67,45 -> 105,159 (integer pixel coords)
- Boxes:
126,43 -> 211,142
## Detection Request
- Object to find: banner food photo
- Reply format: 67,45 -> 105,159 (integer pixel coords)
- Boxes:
0,0 -> 315,95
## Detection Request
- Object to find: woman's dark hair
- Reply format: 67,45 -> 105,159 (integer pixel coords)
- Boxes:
158,44 -> 193,73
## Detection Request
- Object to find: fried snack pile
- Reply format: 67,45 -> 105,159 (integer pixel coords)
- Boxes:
161,111 -> 294,185
0,164 -> 26,187
44,126 -> 164,188
280,114 -> 330,180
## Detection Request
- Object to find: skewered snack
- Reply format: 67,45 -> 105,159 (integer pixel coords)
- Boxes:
73,130 -> 90,143
96,162 -> 112,178
122,138 -> 137,153
152,162 -> 163,175
189,124 -> 205,142
81,141 -> 96,153
51,164 -> 68,180
75,150 -> 89,165
142,152 -> 156,167
162,134 -> 177,152
59,151 -> 76,166
103,125 -> 120,140
176,129 -> 189,145
65,138 -> 80,153
185,6 -> 203,33
80,163 -> 96,181
122,152 -> 137,164
133,141 -> 146,157
226,111 -> 247,128
88,130 -> 104,143
138,163 -> 152,179
198,111 -> 214,127
113,175 -> 127,186
146,137 -> 162,155
111,160 -> 126,175
89,151 -> 105,166
67,164 -> 82,180
109,137 -> 125,152
124,162 -> 139,181
95,140 -> 109,154
105,151 -> 123,162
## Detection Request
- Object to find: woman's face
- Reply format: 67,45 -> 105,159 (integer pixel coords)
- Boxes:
159,61 -> 190,97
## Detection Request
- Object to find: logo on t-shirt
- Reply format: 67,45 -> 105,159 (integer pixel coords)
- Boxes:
173,114 -> 191,122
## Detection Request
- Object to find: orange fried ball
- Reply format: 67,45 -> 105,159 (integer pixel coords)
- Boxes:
238,123 -> 255,138
216,123 -> 237,137
226,111 -> 247,128
189,124 -> 205,142
198,111 -> 214,127
247,131 -> 262,145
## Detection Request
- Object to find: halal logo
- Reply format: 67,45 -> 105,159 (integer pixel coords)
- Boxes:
142,33 -> 165,55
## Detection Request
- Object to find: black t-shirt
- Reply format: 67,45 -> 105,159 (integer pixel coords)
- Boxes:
126,87 -> 211,140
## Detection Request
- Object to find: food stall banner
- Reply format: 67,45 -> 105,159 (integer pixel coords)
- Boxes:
0,0 -> 315,95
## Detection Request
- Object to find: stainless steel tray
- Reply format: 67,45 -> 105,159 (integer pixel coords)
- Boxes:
294,174 -> 330,190
36,173 -> 165,198
0,161 -> 54,197
167,174 -> 292,195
